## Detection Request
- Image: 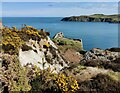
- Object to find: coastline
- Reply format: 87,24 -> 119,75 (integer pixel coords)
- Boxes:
61,14 -> 120,23
1,25 -> 120,92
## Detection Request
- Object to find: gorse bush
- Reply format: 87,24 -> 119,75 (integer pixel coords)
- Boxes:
56,73 -> 79,93
2,27 -> 24,54
1,25 -> 49,54
30,67 -> 59,92
1,53 -> 79,93
30,67 -> 79,93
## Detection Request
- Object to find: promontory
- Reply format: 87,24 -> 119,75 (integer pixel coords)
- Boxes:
61,14 -> 120,23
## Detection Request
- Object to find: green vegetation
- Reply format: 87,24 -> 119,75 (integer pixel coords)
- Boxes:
30,67 -> 79,93
107,71 -> 120,81
61,14 -> 120,23
1,54 -> 31,92
90,14 -> 119,21
52,38 -> 83,52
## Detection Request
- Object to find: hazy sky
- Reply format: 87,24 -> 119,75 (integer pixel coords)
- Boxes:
1,0 -> 120,2
2,2 -> 118,17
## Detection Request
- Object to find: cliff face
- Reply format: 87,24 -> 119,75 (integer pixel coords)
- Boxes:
19,37 -> 68,73
61,14 -> 120,23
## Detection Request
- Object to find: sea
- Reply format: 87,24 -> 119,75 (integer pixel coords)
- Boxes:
2,17 -> 118,50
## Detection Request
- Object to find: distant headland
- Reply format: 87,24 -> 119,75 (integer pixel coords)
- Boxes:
61,14 -> 120,23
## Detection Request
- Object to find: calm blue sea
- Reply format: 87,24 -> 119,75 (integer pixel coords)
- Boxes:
2,17 -> 118,50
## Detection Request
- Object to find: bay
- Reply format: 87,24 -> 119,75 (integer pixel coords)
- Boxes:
2,17 -> 118,50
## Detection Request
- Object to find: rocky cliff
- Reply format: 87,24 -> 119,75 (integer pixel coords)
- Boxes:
1,26 -> 120,93
61,14 -> 120,23
1,26 -> 68,73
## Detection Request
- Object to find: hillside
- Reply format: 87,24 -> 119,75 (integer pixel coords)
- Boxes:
0,26 -> 120,93
61,14 -> 120,23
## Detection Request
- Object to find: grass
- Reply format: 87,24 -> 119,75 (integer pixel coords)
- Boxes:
90,14 -> 120,21
52,38 -> 83,52
107,71 -> 120,81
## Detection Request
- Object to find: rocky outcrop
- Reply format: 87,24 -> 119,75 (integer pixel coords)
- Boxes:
80,48 -> 120,71
83,48 -> 119,61
19,37 -> 68,73
61,14 -> 120,23
53,32 -> 64,39
52,32 -> 83,63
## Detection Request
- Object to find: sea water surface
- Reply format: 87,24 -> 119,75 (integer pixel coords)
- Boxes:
2,17 -> 118,50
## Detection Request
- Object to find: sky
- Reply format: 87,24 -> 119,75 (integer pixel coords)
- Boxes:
1,0 -> 120,2
1,2 -> 119,17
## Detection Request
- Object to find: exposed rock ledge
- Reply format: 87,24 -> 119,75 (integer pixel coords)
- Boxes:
61,14 -> 120,23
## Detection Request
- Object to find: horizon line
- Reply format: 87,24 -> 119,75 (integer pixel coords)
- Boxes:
1,13 -> 119,17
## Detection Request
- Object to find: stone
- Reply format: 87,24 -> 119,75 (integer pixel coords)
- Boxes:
53,32 -> 64,39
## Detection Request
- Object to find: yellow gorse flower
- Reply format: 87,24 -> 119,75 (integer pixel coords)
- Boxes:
56,73 -> 79,93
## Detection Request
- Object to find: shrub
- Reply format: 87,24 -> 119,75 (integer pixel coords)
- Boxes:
30,67 -> 59,93
56,73 -> 79,93
1,25 -> 49,54
78,73 -> 120,92
30,67 -> 79,93
1,54 -> 31,92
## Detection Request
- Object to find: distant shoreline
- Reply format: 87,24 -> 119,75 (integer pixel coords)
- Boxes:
61,14 -> 120,23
